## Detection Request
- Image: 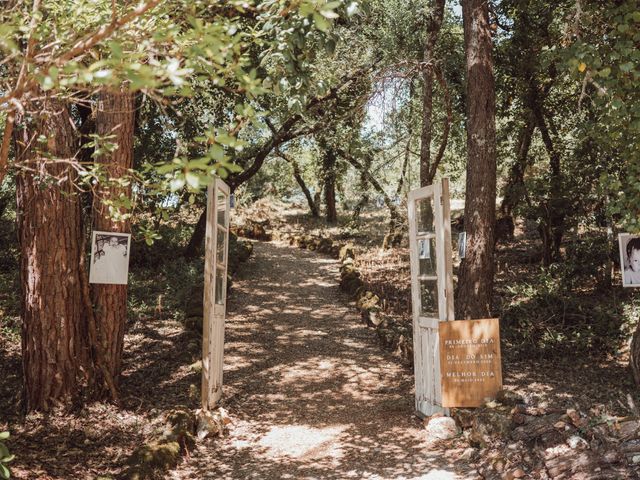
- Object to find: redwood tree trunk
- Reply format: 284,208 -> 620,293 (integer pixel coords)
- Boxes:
14,99 -> 88,411
91,89 -> 135,394
457,0 -> 497,319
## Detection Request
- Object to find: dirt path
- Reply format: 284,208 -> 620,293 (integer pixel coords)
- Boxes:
174,240 -> 476,480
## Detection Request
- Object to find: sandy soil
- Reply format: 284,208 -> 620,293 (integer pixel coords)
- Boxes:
172,240 -> 477,480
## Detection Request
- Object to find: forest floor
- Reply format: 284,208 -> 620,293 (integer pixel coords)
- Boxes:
252,199 -> 640,417
1,233 -> 477,479
172,240 -> 476,479
2,199 -> 640,478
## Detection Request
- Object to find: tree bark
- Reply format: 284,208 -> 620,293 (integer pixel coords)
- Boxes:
533,108 -> 564,265
14,98 -> 88,411
354,155 -> 372,223
184,208 -> 207,258
500,111 -> 535,217
277,149 -> 319,217
337,148 -> 401,231
457,0 -> 497,319
91,88 -> 135,396
419,0 -> 445,187
322,146 -> 338,224
396,81 -> 415,197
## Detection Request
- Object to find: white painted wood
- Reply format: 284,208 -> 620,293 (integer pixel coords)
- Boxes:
202,177 -> 230,410
408,178 -> 454,418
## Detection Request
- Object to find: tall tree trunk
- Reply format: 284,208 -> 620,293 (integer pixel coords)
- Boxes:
91,88 -> 135,396
277,149 -> 319,217
419,0 -> 445,187
337,148 -> 401,231
184,208 -> 207,258
457,0 -> 497,319
534,109 -> 564,264
500,111 -> 535,217
14,99 -> 88,411
322,146 -> 338,224
396,81 -> 415,197
354,155 -> 372,224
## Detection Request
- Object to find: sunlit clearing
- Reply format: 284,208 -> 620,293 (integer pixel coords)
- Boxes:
258,425 -> 346,460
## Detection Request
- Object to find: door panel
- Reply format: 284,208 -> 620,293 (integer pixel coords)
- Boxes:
408,178 -> 454,417
202,177 -> 230,410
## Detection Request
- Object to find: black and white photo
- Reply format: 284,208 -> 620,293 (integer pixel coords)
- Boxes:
418,238 -> 431,259
458,232 -> 467,259
89,231 -> 132,285
619,233 -> 640,287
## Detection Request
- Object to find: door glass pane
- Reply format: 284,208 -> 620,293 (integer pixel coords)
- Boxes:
420,279 -> 438,317
416,197 -> 434,234
217,189 -> 226,226
216,228 -> 225,264
418,237 -> 437,276
215,269 -> 225,305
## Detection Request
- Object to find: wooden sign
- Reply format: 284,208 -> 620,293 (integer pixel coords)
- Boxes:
439,318 -> 502,408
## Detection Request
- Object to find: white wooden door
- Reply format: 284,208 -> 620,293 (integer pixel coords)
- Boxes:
408,178 -> 454,417
202,177 -> 231,410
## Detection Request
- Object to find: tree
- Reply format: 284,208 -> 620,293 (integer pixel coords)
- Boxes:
456,0 -> 497,319
320,141 -> 338,223
1,0 -> 347,411
91,88 -> 136,396
14,98 -> 88,411
419,0 -> 445,187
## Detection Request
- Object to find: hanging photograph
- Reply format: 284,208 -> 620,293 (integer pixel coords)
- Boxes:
619,233 -> 640,288
458,232 -> 467,259
89,231 -> 132,285
418,238 -> 431,259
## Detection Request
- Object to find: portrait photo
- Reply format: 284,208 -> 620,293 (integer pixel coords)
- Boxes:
89,231 -> 132,285
619,233 -> 640,288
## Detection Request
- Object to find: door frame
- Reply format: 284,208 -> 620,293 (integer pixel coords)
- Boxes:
202,177 -> 231,410
407,178 -> 454,417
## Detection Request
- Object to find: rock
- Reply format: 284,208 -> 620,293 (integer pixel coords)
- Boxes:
196,407 -> 231,440
566,434 -> 589,450
339,243 -> 356,261
317,238 -> 333,253
424,416 -> 460,440
460,447 -> 477,461
452,409 -> 475,429
125,441 -> 181,480
162,408 -> 197,450
470,410 -> 512,447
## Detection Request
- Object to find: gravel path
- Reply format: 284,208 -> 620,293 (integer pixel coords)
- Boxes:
174,240 -> 476,479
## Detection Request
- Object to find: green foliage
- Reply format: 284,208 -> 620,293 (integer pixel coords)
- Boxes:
565,0 -> 640,231
0,0 -> 350,230
500,268 -> 626,358
0,431 -> 14,480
